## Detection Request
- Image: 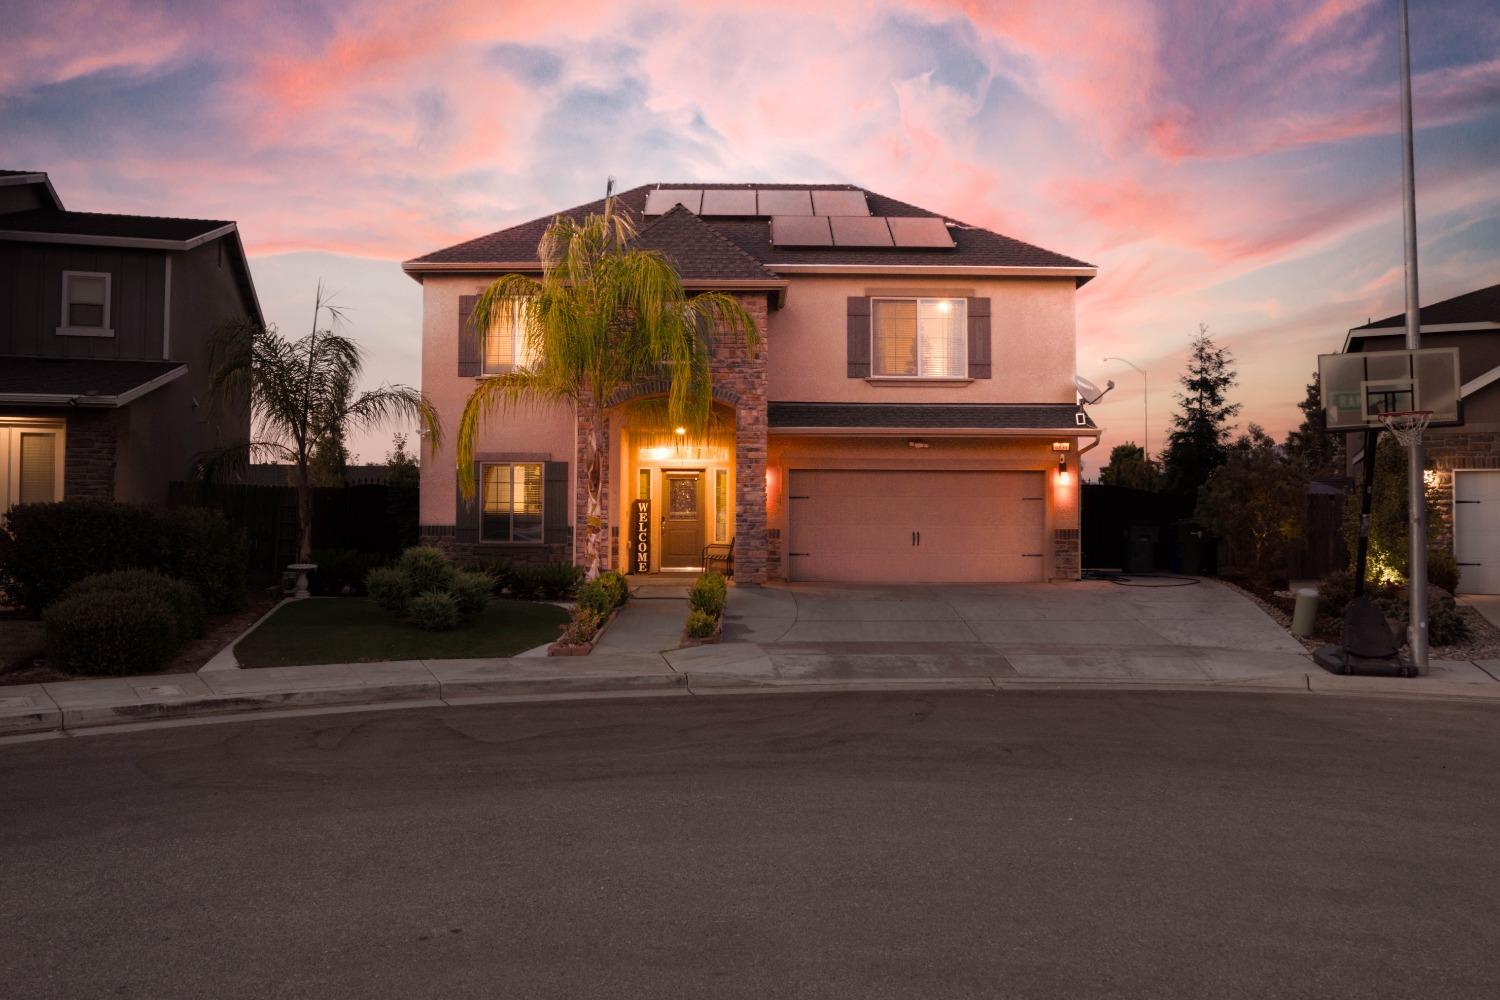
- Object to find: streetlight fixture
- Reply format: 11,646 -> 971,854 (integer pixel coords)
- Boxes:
1102,356 -> 1148,457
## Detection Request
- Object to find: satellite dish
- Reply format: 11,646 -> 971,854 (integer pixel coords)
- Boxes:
1074,374 -> 1113,405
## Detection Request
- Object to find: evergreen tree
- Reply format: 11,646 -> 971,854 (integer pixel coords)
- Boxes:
1283,371 -> 1345,478
1098,443 -> 1161,491
1161,325 -> 1240,496
385,432 -> 419,488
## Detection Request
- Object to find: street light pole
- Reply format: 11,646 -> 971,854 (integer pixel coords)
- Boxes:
1103,357 -> 1148,458
1398,0 -> 1429,672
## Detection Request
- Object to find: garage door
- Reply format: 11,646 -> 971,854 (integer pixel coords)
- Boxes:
787,470 -> 1046,583
1455,471 -> 1500,595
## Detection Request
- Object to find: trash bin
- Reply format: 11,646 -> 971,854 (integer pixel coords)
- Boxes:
1291,588 -> 1319,637
1125,525 -> 1158,574
1176,521 -> 1209,576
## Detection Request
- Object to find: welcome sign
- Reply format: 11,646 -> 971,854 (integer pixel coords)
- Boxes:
632,499 -> 651,574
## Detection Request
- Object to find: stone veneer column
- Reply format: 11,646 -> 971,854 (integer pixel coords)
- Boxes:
574,392 -> 612,572
63,410 -> 119,500
719,294 -> 770,583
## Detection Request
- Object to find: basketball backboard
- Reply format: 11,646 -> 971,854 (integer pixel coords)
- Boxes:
1317,346 -> 1462,431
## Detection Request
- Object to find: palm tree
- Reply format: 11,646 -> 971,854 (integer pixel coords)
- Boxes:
202,284 -> 442,562
456,183 -> 759,579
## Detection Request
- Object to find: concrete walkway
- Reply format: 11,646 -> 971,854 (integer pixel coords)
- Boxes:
4,579 -> 1499,741
1462,594 -> 1500,630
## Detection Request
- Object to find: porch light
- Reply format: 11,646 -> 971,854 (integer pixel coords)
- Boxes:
907,439 -> 930,449
674,426 -> 686,436
1056,453 -> 1070,486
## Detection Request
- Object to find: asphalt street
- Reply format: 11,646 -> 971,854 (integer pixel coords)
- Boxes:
2,691 -> 1498,999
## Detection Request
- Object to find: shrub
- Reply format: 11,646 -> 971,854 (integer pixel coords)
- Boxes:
310,549 -> 387,596
43,590 -> 181,675
1318,569 -> 1356,623
161,507 -> 247,612
62,570 -> 206,641
558,606 -> 603,646
365,566 -> 414,617
0,500 -> 162,613
575,579 -> 613,616
407,591 -> 461,631
449,570 -> 493,617
1427,547 -> 1460,595
689,571 -> 727,618
597,570 -> 629,609
1429,599 -> 1470,647
397,546 -> 455,595
508,567 -> 545,601
466,557 -> 516,596
685,609 -> 719,639
536,561 -> 584,600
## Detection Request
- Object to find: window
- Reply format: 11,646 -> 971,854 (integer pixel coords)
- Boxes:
714,468 -> 729,542
638,469 -> 651,501
871,297 -> 966,378
1,423 -> 63,513
480,463 -> 543,542
483,300 -> 538,373
59,271 -> 112,336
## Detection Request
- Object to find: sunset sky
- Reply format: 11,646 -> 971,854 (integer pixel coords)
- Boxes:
5,0 -> 1498,469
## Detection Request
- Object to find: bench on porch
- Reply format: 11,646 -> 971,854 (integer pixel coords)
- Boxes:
703,537 -> 734,578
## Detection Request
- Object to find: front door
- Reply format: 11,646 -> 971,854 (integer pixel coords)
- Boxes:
662,471 -> 704,569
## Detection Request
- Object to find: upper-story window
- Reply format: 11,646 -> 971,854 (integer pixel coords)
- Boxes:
484,300 -> 538,373
59,271 -> 112,337
871,297 -> 966,378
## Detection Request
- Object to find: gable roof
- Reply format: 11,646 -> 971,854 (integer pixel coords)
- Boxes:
1350,282 -> 1500,335
404,183 -> 1095,284
0,357 -> 186,407
628,205 -> 781,283
0,208 -> 235,245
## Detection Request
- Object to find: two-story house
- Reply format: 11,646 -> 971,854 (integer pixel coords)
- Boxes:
404,183 -> 1098,584
1341,282 -> 1500,594
0,170 -> 257,512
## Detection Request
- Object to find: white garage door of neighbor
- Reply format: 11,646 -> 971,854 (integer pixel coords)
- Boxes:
1455,470 -> 1500,595
787,469 -> 1046,583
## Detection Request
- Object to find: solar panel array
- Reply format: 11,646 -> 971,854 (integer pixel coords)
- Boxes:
769,215 -> 955,249
642,186 -> 955,249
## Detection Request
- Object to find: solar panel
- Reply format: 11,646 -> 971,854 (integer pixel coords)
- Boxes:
700,189 -> 757,216
756,189 -> 813,216
829,216 -> 894,247
811,190 -> 870,216
769,215 -> 832,246
643,189 -> 702,215
886,216 -> 955,248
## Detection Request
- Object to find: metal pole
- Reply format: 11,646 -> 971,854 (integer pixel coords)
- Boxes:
1399,0 -> 1429,671
1103,357 -> 1148,457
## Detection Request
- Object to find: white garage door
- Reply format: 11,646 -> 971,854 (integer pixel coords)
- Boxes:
1455,471 -> 1500,595
786,470 -> 1046,583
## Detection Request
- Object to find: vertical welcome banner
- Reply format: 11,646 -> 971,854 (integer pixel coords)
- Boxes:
632,499 -> 651,574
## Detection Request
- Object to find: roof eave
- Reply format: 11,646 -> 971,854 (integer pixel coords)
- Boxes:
0,363 -> 186,408
1342,320 -> 1500,353
0,172 -> 63,210
0,222 -> 238,252
768,426 -> 1100,437
766,263 -> 1097,284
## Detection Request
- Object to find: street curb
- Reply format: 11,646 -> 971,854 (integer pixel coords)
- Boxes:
5,666 -> 1500,744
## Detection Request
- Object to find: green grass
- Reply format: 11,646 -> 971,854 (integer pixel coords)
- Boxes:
235,598 -> 569,668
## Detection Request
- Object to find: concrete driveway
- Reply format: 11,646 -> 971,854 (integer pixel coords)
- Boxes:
676,578 -> 1312,685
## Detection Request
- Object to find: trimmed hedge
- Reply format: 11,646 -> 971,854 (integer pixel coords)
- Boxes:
44,591 -> 181,676
63,570 -> 206,642
0,500 -> 246,614
408,591 -> 462,631
577,570 -> 629,616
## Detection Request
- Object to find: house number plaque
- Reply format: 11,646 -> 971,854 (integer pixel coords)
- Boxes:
632,499 -> 651,574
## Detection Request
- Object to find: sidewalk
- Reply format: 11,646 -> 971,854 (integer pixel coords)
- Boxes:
4,638 -> 1499,741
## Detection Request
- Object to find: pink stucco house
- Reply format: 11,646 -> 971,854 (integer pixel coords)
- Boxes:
403,183 -> 1098,584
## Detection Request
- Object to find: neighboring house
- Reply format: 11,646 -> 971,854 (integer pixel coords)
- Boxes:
0,170 -> 257,512
404,183 -> 1099,583
1341,282 -> 1500,594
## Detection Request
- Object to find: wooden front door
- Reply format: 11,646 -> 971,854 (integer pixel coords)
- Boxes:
662,472 -> 704,569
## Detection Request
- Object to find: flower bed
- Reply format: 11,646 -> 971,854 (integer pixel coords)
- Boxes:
548,571 -> 629,656
681,571 -> 727,645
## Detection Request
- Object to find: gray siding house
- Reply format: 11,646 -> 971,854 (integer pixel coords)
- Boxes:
0,170 -> 258,510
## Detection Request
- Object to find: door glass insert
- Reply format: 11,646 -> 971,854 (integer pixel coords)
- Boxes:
669,477 -> 698,519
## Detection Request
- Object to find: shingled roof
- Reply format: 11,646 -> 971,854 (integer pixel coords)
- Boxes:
0,208 -> 234,243
768,402 -> 1096,431
1351,282 -> 1500,332
628,205 -> 781,283
404,183 -> 1094,280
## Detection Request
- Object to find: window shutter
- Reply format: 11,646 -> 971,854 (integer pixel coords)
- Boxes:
455,464 -> 480,544
18,433 -> 58,504
966,297 -> 992,379
847,296 -> 871,378
543,461 -> 570,546
458,295 -> 481,377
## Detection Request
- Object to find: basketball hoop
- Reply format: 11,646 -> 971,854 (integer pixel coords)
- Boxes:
1377,409 -> 1432,448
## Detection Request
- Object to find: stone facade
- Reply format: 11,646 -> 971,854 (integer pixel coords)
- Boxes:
1422,429 -> 1500,551
719,293 -> 770,584
62,410 -> 119,500
417,525 -> 570,568
1052,527 -> 1081,581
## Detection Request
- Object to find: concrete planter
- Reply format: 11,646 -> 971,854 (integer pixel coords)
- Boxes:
546,607 -> 620,657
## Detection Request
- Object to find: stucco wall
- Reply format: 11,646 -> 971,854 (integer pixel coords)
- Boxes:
767,275 -> 1078,404
417,274 -> 575,531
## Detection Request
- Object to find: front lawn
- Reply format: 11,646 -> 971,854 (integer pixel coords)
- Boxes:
234,598 -> 569,668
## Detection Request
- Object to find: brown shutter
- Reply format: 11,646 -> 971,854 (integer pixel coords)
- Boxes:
455,463 -> 481,544
967,297 -> 991,379
543,460 -> 570,546
458,294 -> 481,377
847,296 -> 871,378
